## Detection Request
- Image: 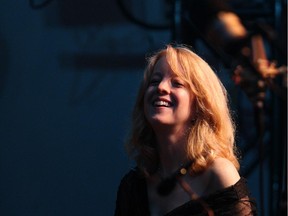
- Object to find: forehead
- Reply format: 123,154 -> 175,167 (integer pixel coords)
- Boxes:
152,56 -> 175,77
152,55 -> 188,80
154,56 -> 169,69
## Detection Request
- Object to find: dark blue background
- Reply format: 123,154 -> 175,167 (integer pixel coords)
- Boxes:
0,0 -> 285,215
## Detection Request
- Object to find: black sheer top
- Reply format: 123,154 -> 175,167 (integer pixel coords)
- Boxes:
114,168 -> 257,216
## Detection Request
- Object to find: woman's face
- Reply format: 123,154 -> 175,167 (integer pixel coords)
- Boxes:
144,56 -> 195,131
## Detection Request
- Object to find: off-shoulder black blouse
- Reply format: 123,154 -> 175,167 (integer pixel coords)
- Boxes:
114,168 -> 257,216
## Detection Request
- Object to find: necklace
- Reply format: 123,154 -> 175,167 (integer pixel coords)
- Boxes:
158,160 -> 193,178
157,160 -> 194,196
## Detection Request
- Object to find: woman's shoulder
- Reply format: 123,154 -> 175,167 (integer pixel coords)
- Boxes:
205,157 -> 240,193
119,167 -> 145,186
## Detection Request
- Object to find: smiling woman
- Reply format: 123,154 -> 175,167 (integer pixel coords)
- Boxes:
114,44 -> 257,216
144,56 -> 194,132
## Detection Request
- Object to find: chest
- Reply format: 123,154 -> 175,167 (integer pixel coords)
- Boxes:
147,175 -> 210,216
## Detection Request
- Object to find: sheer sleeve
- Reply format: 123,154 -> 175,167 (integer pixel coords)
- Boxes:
114,168 -> 150,216
234,196 -> 257,215
114,172 -> 257,216
205,178 -> 257,216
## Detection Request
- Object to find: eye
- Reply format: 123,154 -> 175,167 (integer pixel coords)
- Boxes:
148,78 -> 160,85
149,74 -> 162,86
172,78 -> 185,87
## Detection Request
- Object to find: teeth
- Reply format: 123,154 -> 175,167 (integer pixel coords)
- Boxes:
154,100 -> 170,107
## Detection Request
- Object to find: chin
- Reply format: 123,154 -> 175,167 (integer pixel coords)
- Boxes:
148,118 -> 173,127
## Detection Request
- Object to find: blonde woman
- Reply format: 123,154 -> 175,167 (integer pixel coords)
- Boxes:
115,44 -> 257,216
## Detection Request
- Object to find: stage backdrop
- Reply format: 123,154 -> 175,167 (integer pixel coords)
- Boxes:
0,0 -> 267,215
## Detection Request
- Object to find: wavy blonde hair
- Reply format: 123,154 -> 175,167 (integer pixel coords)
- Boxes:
126,44 -> 239,175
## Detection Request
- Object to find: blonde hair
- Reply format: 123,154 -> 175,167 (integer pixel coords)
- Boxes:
126,44 -> 239,175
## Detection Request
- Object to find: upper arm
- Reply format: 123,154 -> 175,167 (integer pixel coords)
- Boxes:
204,159 -> 257,215
208,157 -> 240,191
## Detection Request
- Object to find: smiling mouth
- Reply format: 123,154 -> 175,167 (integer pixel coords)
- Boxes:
153,100 -> 173,107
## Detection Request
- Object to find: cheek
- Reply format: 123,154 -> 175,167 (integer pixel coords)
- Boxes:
179,91 -> 195,115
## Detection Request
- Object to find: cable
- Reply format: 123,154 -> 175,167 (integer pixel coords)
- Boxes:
29,0 -> 54,9
177,177 -> 214,216
116,0 -> 170,30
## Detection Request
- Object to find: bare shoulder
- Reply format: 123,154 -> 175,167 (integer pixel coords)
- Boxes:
206,157 -> 240,192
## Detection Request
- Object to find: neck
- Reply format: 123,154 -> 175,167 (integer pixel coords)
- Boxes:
155,128 -> 189,177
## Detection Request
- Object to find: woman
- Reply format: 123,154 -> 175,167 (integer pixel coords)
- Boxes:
114,44 -> 257,216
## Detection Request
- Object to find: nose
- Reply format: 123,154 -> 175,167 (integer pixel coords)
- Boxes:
157,80 -> 170,94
